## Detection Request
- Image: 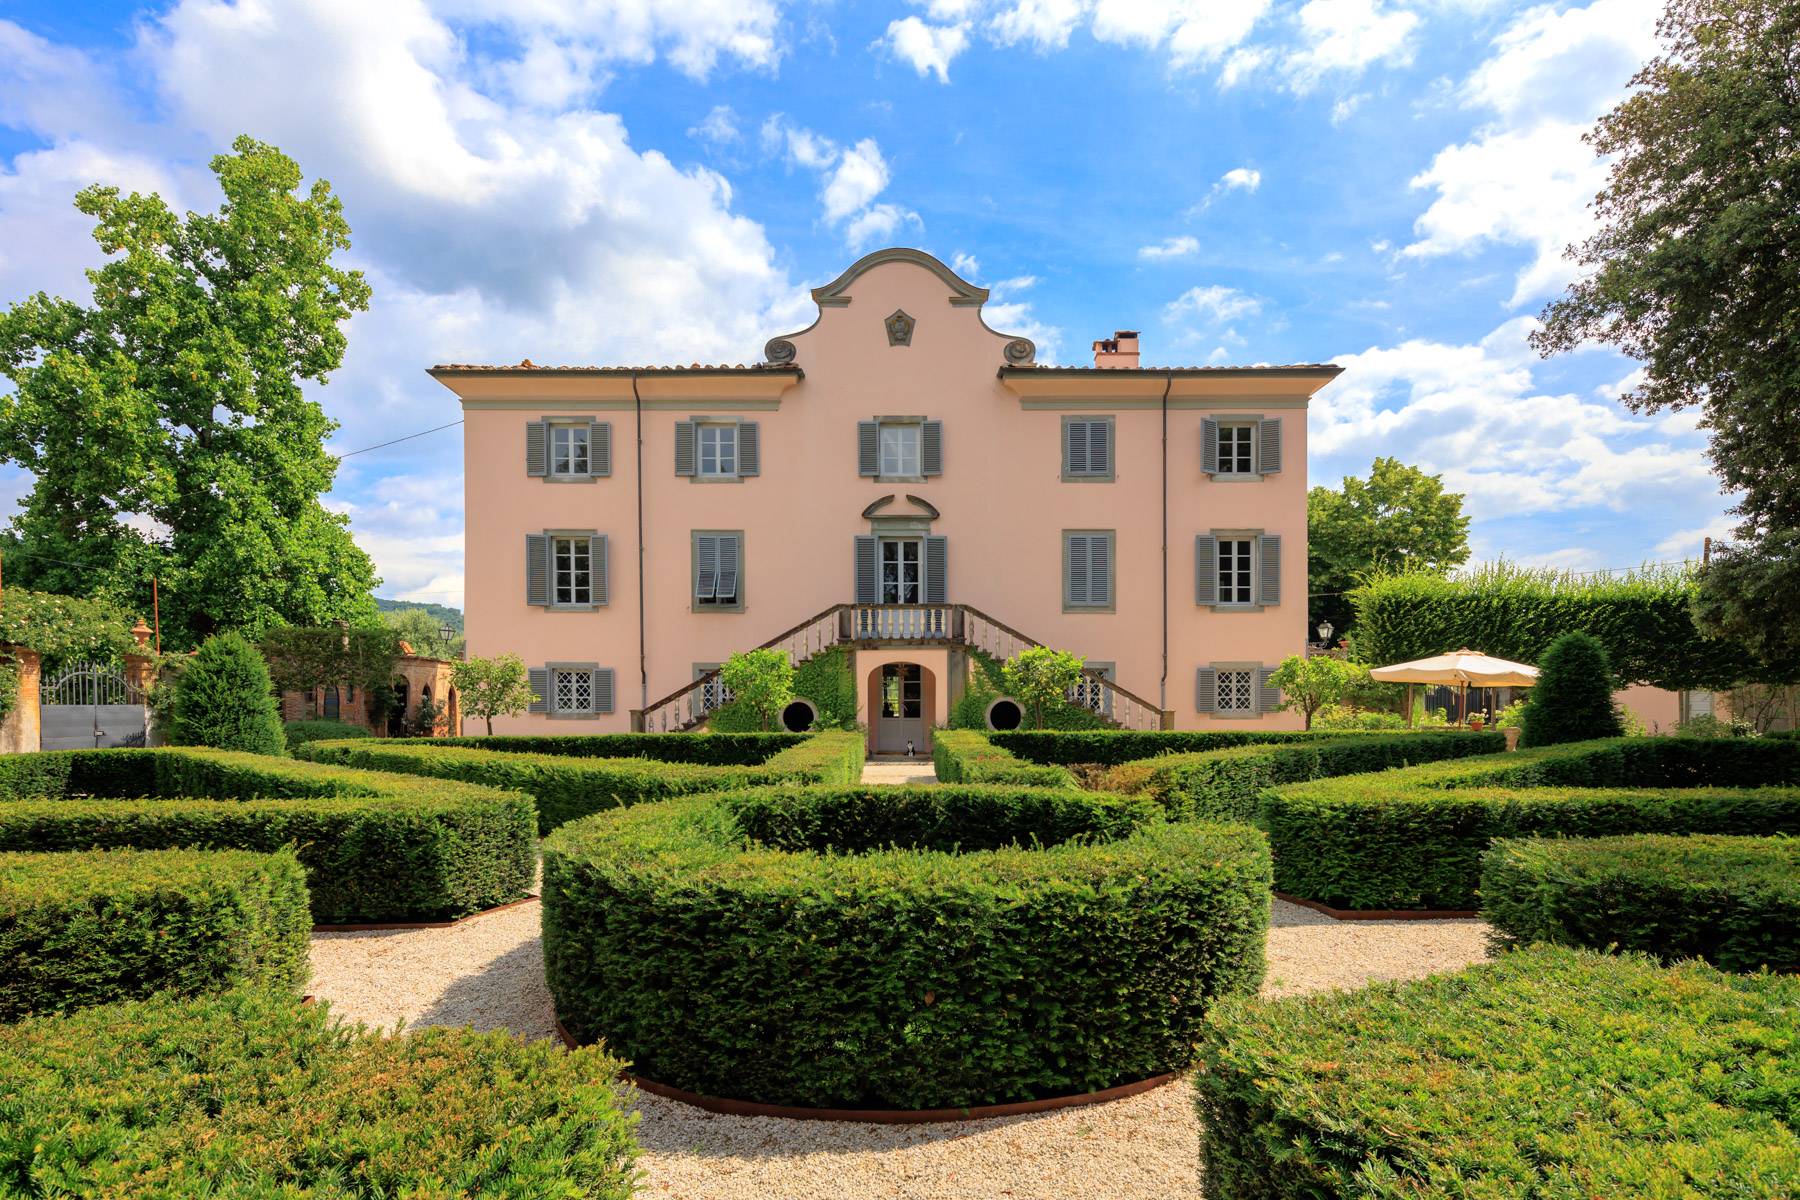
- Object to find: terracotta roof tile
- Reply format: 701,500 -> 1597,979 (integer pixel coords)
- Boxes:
429,359 -> 796,373
1003,362 -> 1341,373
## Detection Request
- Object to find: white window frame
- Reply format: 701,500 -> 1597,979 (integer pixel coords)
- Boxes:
550,534 -> 593,608
549,422 -> 590,479
549,663 -> 596,717
1214,666 -> 1257,717
879,421 -> 922,479
693,663 -> 735,717
696,422 -> 739,480
1216,421 -> 1257,477
1069,662 -> 1115,715
1216,536 -> 1256,608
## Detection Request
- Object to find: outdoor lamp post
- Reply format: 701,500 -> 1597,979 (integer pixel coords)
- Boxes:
1316,619 -> 1334,645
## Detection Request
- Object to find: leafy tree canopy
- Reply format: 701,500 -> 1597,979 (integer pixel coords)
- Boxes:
1308,457 -> 1470,640
259,625 -> 401,696
0,136 -> 378,649
380,607 -> 464,661
169,631 -> 285,755
1001,646 -> 1087,730
719,649 -> 795,732
0,586 -> 138,672
1268,655 -> 1369,731
452,653 -> 537,736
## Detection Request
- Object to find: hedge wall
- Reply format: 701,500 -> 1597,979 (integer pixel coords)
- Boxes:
0,987 -> 639,1196
1193,945 -> 1800,1199
1482,834 -> 1800,972
0,749 -> 537,923
1265,738 -> 1800,910
1100,731 -> 1505,823
0,848 -> 310,1020
948,648 -> 1110,731
543,784 -> 1271,1109
301,730 -> 866,833
406,731 -> 807,764
989,729 -> 1352,766
931,730 -> 1076,787
283,718 -> 373,749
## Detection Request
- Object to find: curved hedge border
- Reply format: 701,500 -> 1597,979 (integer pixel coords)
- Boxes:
1482,834 -> 1800,972
399,731 -> 807,763
1194,945 -> 1800,1199
988,729 -> 1350,766
0,749 -> 536,923
0,847 -> 310,1020
1100,731 -> 1504,823
300,730 -> 865,833
931,730 -> 1075,786
1266,738 -> 1800,910
1,987 -> 638,1196
543,783 -> 1271,1109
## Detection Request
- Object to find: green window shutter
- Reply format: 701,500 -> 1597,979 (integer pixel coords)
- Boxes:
1089,419 -> 1111,476
675,421 -> 696,476
1066,533 -> 1090,605
854,535 -> 878,603
528,667 -> 549,714
593,668 -> 615,715
590,421 -> 612,477
526,420 -> 548,477
925,535 -> 947,604
1089,534 -> 1112,605
1257,667 -> 1280,714
716,535 -> 741,605
1258,534 -> 1281,606
1065,420 -> 1089,475
1258,417 -> 1282,474
1195,667 -> 1217,713
1195,535 -> 1218,605
921,420 -> 943,476
591,535 -> 608,606
694,535 -> 718,603
857,421 -> 879,477
736,422 -> 760,476
1201,418 -> 1220,474
525,534 -> 549,606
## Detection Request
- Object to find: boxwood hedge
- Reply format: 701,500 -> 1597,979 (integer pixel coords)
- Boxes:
987,729 -> 1348,766
300,730 -> 865,833
1194,945 -> 1800,1199
931,729 -> 1076,786
0,748 -> 536,923
397,731 -> 807,763
0,987 -> 639,1196
1099,730 -> 1504,823
1266,738 -> 1800,910
1482,833 -> 1800,971
1,847 -> 310,1020
543,783 -> 1271,1109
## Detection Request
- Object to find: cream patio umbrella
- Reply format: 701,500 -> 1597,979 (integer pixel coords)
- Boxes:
1368,648 -> 1539,727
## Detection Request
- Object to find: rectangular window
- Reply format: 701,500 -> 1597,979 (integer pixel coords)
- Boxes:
1068,662 -> 1114,714
1217,537 -> 1254,606
880,422 -> 921,477
552,667 -> 593,715
1064,530 -> 1115,609
694,532 -> 744,610
693,664 -> 734,716
881,663 -> 923,718
1219,423 -> 1255,475
1216,668 -> 1255,716
550,424 -> 590,477
879,538 -> 922,604
697,423 -> 738,478
552,535 -> 592,606
1063,417 -> 1113,479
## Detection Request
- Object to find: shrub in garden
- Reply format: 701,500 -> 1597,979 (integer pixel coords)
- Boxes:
0,847 -> 310,1020
718,648 -> 795,731
1519,631 -> 1625,747
987,728 -> 1345,766
282,718 -> 371,749
931,729 -> 1076,786
949,648 -> 1108,730
1481,833 -> 1799,971
710,645 -> 858,731
1193,945 -> 1800,1199
1002,646 -> 1087,729
169,631 -> 286,754
543,784 -> 1271,1109
0,987 -> 639,1196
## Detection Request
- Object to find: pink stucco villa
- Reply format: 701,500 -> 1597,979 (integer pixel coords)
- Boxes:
433,248 -> 1341,748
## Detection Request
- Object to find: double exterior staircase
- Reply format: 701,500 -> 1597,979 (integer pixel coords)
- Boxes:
630,603 -> 1171,732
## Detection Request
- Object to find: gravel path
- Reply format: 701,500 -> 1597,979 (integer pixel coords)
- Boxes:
309,896 -> 1487,1199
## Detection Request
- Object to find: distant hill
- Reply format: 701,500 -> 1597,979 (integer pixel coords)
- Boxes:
374,598 -> 463,633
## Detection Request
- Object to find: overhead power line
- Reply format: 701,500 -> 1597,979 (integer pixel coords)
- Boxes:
335,420 -> 463,459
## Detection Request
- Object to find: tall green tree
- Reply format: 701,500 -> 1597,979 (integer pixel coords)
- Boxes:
1531,0 -> 1800,667
381,607 -> 464,661
1001,646 -> 1087,730
1308,457 -> 1471,640
0,136 -> 378,648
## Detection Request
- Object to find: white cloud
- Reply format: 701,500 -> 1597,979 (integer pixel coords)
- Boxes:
491,33 -> 600,108
974,270 -> 1062,364
1165,284 -> 1261,323
1652,518 -> 1735,561
979,0 -> 1272,69
1282,0 -> 1418,91
1138,234 -> 1200,260
950,250 -> 981,277
1218,166 -> 1261,192
882,16 -> 971,82
688,103 -> 741,145
433,0 -> 786,80
761,119 -> 917,247
821,138 -> 891,222
844,202 -> 921,250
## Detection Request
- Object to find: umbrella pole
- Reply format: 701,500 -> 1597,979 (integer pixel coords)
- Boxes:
1407,683 -> 1415,729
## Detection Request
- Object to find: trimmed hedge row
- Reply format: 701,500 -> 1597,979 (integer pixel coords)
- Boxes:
0,749 -> 537,923
1194,945 -> 1800,1198
300,730 -> 866,833
1482,834 -> 1800,972
1,848 -> 310,1020
0,987 -> 639,1195
283,718 -> 372,749
1266,738 -> 1800,910
1100,731 -> 1505,823
395,731 -> 807,763
931,729 -> 1076,787
988,729 -> 1347,766
543,784 -> 1271,1109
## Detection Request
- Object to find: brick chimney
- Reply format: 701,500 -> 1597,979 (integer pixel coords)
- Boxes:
1092,330 -> 1140,368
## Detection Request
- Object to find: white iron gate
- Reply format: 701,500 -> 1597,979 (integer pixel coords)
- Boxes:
41,661 -> 148,750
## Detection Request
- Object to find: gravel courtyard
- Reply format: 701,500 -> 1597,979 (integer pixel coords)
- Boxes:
310,896 -> 1488,1199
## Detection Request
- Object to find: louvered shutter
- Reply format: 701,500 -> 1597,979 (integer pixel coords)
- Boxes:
1258,417 -> 1282,475
674,421 -> 696,476
857,421 -> 880,477
924,535 -> 947,604
854,535 -> 878,603
921,420 -> 943,476
1066,534 -> 1090,605
526,421 -> 548,477
737,422 -> 760,477
1066,421 -> 1089,475
528,667 -> 549,714
525,534 -> 549,606
1201,418 -> 1220,474
716,535 -> 740,604
1258,534 -> 1281,606
1195,667 -> 1218,714
590,421 -> 612,477
1089,419 -> 1111,476
1195,535 -> 1218,605
593,668 -> 615,715
1257,667 -> 1281,714
591,535 -> 608,605
694,535 -> 718,603
1089,534 -> 1112,605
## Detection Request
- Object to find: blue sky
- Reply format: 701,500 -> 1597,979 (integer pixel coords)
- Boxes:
0,0 -> 1727,611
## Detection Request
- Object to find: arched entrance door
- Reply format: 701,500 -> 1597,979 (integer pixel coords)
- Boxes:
875,663 -> 925,755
